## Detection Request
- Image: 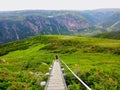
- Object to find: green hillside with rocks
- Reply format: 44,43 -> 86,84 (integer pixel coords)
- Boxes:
0,35 -> 120,89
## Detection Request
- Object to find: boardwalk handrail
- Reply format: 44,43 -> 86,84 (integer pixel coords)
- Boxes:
60,60 -> 92,90
59,60 -> 67,90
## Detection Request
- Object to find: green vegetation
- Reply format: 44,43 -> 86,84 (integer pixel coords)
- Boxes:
1,9 -> 120,44
95,31 -> 120,40
0,35 -> 120,90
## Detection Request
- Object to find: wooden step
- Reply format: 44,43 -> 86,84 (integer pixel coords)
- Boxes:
45,60 -> 67,90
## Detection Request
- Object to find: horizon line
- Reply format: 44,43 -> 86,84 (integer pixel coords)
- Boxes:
0,8 -> 120,12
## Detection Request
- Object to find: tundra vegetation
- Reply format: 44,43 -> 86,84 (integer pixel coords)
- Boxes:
0,35 -> 120,90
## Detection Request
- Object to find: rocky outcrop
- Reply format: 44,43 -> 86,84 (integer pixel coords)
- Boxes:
54,14 -> 91,30
0,9 -> 120,43
0,14 -> 91,43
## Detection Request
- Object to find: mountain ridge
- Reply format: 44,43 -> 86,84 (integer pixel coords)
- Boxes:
0,9 -> 120,43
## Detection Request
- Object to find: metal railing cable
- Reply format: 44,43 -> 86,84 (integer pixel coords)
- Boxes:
60,60 -> 92,90
59,60 -> 68,90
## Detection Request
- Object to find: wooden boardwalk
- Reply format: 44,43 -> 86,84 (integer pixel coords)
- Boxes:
45,60 -> 67,90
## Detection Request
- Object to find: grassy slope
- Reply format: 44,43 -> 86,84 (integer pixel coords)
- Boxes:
0,35 -> 120,90
95,31 -> 120,40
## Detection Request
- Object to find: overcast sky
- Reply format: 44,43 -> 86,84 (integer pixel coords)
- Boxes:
0,0 -> 120,11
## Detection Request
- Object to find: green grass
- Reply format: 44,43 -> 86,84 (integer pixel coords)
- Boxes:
60,53 -> 120,90
94,31 -> 120,40
0,35 -> 120,90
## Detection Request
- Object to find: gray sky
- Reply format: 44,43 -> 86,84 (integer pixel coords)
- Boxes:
0,0 -> 120,11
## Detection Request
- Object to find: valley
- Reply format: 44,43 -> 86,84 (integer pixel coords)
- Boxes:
0,9 -> 120,43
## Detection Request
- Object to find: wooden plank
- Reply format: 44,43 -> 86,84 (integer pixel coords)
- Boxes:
45,60 -> 67,90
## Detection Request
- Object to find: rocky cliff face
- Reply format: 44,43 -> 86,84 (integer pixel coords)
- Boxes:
0,9 -> 120,43
54,14 -> 91,30
0,13 -> 92,43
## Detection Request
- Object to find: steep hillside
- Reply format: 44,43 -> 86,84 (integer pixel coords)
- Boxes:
0,9 -> 120,43
102,12 -> 120,30
0,13 -> 92,43
80,8 -> 119,24
54,14 -> 91,30
110,20 -> 120,30
0,35 -> 120,89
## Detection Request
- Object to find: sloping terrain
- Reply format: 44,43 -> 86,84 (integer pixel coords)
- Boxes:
0,13 -> 91,43
95,31 -> 120,39
102,12 -> 120,28
0,9 -> 120,43
0,35 -> 120,89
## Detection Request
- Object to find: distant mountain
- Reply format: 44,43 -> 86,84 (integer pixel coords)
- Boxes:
80,8 -> 120,24
0,13 -> 91,43
102,12 -> 120,28
95,31 -> 120,40
0,9 -> 120,43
